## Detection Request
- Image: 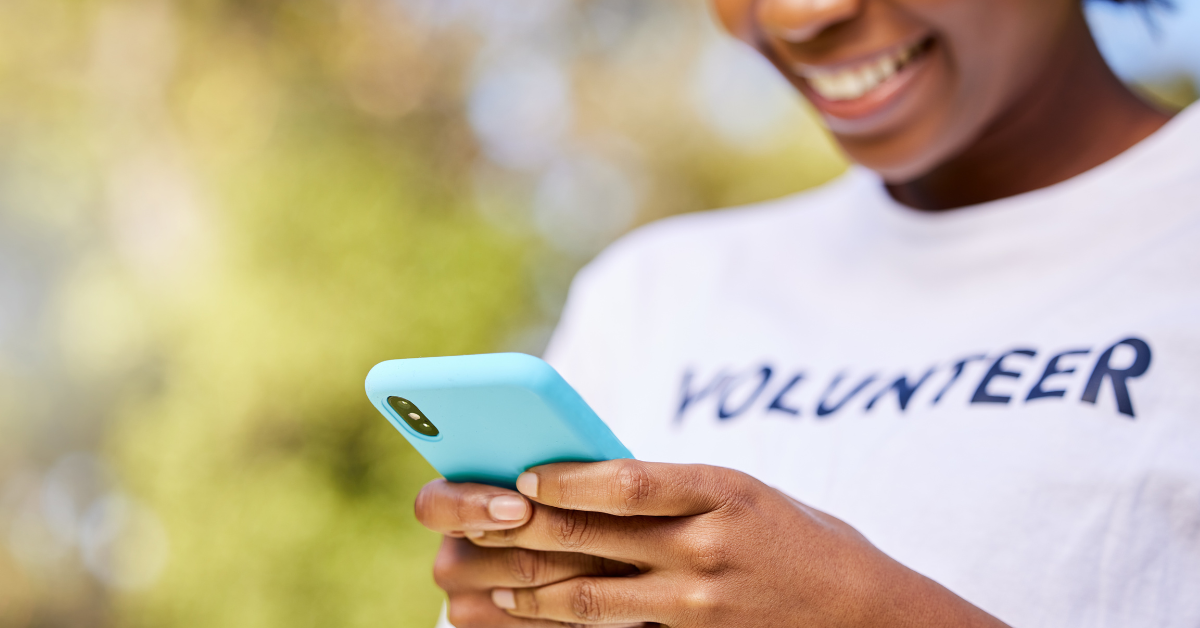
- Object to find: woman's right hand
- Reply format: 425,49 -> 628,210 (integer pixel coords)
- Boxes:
416,479 -> 646,628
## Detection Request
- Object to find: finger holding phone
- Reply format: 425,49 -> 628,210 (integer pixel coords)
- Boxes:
416,479 -> 647,628
420,459 -> 1010,628
366,353 -> 649,627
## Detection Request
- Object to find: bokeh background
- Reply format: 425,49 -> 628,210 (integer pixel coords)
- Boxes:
0,1 -> 1194,626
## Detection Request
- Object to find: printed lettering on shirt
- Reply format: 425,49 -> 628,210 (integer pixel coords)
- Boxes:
675,337 -> 1153,423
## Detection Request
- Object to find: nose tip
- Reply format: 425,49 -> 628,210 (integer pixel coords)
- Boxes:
756,0 -> 861,43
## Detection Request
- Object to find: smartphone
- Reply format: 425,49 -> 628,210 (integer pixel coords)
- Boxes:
365,353 -> 633,489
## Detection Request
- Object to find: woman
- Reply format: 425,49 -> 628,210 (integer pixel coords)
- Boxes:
418,0 -> 1200,626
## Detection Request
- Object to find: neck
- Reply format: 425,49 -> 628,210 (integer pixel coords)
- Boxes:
887,13 -> 1171,211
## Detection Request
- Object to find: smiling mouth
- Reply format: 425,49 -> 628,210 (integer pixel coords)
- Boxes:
799,37 -> 934,102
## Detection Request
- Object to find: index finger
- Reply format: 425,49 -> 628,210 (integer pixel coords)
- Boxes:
516,460 -> 753,518
415,479 -> 533,534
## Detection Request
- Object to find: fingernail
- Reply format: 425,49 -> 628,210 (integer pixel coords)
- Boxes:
492,588 -> 516,610
516,472 -> 538,498
466,530 -> 485,539
488,495 -> 528,521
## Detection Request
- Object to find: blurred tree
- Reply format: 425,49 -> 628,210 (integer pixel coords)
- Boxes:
108,3 -> 535,626
0,0 -> 848,626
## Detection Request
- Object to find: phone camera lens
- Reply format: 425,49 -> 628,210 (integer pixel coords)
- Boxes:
387,396 -> 439,437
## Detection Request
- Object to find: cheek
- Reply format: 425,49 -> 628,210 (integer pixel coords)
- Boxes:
710,0 -> 758,41
930,0 -> 1075,145
834,1 -> 1051,180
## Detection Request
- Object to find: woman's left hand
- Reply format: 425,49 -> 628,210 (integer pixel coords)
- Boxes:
470,459 -> 1008,628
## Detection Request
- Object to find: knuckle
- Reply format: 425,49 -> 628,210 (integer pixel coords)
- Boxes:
569,580 -> 606,622
715,467 -> 757,507
551,509 -> 600,551
490,526 -> 519,545
684,530 -> 733,575
613,462 -> 655,515
432,542 -> 469,591
445,604 -> 467,627
454,492 -> 475,527
505,549 -> 543,585
696,466 -> 757,519
431,553 -> 457,590
413,483 -> 437,524
446,597 -> 485,628
524,587 -> 541,616
556,471 -> 582,507
681,580 -> 724,614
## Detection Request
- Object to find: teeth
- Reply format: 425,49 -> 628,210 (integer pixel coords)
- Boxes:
803,40 -> 924,102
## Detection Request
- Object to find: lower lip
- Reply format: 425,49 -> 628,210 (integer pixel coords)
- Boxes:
798,42 -> 934,134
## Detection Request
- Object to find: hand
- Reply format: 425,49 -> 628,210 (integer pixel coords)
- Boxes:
459,460 -> 1009,628
414,479 -> 651,628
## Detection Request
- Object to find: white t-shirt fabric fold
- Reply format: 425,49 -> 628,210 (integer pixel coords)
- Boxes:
544,104 -> 1200,627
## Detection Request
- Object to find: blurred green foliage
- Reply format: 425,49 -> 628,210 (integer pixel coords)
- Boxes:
104,4 -> 539,627
111,125 -> 532,628
0,0 -> 849,626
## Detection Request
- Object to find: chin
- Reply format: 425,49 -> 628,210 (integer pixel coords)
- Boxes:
833,99 -> 991,184
838,135 -> 959,184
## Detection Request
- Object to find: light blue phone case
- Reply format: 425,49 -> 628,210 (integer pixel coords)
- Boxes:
365,353 -> 633,489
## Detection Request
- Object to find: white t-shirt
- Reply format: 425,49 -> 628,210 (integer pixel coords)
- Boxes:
543,104 -> 1200,627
